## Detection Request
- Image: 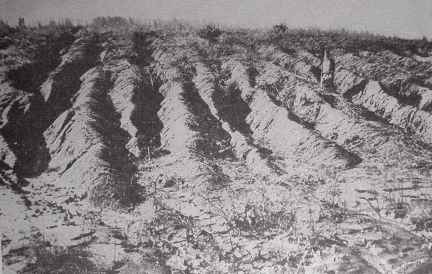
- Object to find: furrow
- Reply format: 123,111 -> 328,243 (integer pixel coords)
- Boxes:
151,47 -> 232,186
0,74 -> 50,176
335,50 -> 432,111
259,62 -> 432,165
334,67 -> 432,146
105,60 -> 163,158
222,59 -> 357,170
43,67 -> 140,208
192,62 -> 276,176
40,34 -> 102,120
259,46 -> 321,83
0,35 -> 95,176
257,61 -> 432,272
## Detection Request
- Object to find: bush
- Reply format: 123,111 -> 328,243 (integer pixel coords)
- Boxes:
272,24 -> 288,34
198,24 -> 222,42
0,20 -> 13,37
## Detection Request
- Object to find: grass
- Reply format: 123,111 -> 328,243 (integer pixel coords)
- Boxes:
230,201 -> 296,236
22,243 -> 97,274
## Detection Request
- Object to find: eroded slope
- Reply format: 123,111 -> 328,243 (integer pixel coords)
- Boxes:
2,27 -> 432,274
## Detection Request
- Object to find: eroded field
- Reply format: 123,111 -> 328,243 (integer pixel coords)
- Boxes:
2,23 -> 432,273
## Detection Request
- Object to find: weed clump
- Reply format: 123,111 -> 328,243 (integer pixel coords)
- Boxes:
198,24 -> 222,42
232,202 -> 296,235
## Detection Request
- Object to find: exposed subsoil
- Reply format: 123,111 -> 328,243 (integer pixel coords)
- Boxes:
2,27 -> 432,274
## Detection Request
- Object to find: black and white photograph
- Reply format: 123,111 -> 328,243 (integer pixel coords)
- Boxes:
1,1 -> 432,273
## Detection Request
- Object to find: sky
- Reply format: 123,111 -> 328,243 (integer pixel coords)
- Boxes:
0,0 -> 431,39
